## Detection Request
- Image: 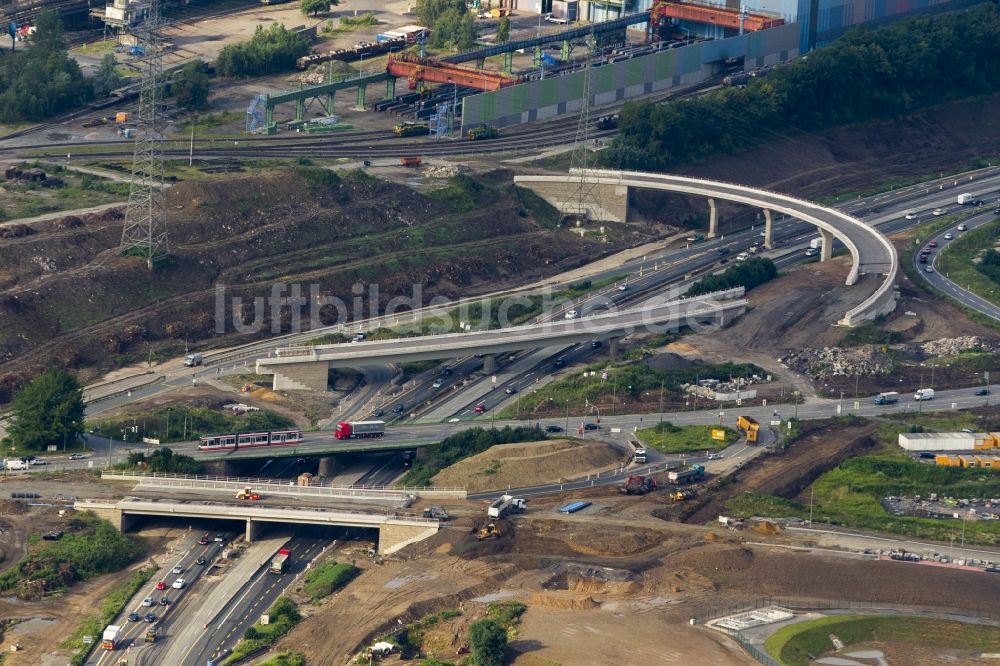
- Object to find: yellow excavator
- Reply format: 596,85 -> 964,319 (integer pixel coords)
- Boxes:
671,489 -> 696,501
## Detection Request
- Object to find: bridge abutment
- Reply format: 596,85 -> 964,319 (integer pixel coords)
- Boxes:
379,520 -> 439,555
509,178 -> 628,222
259,361 -> 329,392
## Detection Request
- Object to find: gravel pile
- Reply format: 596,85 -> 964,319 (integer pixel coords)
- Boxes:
780,346 -> 894,377
919,336 -> 999,357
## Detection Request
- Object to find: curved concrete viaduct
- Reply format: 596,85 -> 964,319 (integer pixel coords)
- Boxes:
513,169 -> 898,326
256,291 -> 747,391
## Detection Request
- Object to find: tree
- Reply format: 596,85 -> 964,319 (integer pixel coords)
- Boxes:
300,0 -> 334,16
427,8 -> 476,51
496,16 -> 510,44
468,619 -> 507,666
415,0 -> 467,27
92,53 -> 123,98
8,368 -> 84,451
173,59 -> 210,111
0,10 -> 92,121
216,24 -> 311,78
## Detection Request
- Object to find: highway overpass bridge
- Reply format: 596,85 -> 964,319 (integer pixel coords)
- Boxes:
514,169 -> 899,326
256,290 -> 747,391
79,497 -> 440,555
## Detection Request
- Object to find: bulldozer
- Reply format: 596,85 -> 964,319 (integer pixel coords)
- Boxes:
235,487 -> 260,501
477,523 -> 501,540
619,475 -> 657,495
670,489 -> 696,501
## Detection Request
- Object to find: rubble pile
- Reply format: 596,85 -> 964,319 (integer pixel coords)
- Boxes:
918,336 -> 999,357
780,346 -> 894,377
423,165 -> 466,179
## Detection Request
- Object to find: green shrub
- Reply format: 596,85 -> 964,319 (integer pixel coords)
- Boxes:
686,258 -> 777,296
303,561 -> 359,601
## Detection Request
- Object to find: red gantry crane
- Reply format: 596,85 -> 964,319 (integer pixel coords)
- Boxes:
387,53 -> 521,91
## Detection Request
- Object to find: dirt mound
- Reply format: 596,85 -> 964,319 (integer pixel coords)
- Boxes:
431,439 -> 624,492
529,591 -> 600,610
669,544 -> 755,573
0,169 -> 622,392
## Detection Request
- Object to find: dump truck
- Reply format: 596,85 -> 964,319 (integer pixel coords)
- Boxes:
668,464 -> 705,485
671,489 -> 696,501
488,494 -> 526,518
477,523 -> 500,540
466,124 -> 499,140
102,625 -> 122,650
619,475 -> 657,495
269,548 -> 291,574
736,415 -> 760,443
235,487 -> 260,500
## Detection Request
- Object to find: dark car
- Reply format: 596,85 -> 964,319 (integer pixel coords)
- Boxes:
554,358 -> 566,368
918,255 -> 927,264
590,340 -> 602,348
545,425 -> 563,433
143,612 -> 156,623
196,556 -> 207,565
42,531 -> 63,541
198,537 -> 209,545
373,408 -> 384,417
159,596 -> 170,606
505,386 -> 517,394
128,612 -> 141,622
986,566 -> 1000,574
976,388 -> 991,396
716,247 -> 730,256
392,403 -> 405,413
583,423 -> 600,431
441,368 -> 453,375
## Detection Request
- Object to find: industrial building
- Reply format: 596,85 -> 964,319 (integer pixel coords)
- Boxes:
898,432 -> 1000,452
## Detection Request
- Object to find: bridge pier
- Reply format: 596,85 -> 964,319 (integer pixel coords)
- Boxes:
325,92 -> 335,116
819,228 -> 833,261
707,198 -> 718,238
295,98 -> 305,122
354,83 -> 367,111
503,51 -> 513,74
245,518 -> 262,544
482,354 -> 496,375
318,455 -> 339,479
763,209 -> 774,249
386,77 -> 396,99
562,40 -> 570,61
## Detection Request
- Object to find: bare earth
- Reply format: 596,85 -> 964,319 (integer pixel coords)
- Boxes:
430,439 -> 627,492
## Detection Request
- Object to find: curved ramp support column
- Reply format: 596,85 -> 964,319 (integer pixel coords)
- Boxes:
707,198 -> 718,238
820,228 -> 833,262
318,455 -> 339,479
763,209 -> 774,249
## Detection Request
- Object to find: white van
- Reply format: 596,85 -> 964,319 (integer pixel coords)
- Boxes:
914,388 -> 935,401
809,238 -> 823,250
183,353 -> 203,367
4,458 -> 28,471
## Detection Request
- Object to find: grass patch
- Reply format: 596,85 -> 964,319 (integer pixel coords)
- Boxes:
401,426 -> 546,487
725,454 -> 1000,545
0,512 -> 145,599
258,653 -> 307,666
497,361 -> 765,419
764,615 -> 1000,666
63,565 -> 157,666
637,421 -> 738,453
222,597 -> 301,665
839,318 -> 903,347
378,609 -> 463,659
425,175 -> 500,213
89,404 -> 294,444
562,274 -> 629,299
936,217 -> 1000,306
323,13 -> 378,32
303,560 -> 359,602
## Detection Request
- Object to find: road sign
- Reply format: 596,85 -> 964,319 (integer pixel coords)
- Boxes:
711,428 -> 726,441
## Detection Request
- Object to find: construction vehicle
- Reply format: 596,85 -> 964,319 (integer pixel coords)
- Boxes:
633,447 -> 647,463
102,625 -> 122,650
394,121 -> 429,137
671,489 -> 696,501
422,505 -> 450,520
235,487 -> 260,500
488,494 -> 526,518
619,475 -> 657,495
269,548 -> 291,574
477,523 -> 501,540
668,464 -> 705,485
736,415 -> 760,443
400,156 -> 422,167
144,625 -> 157,643
466,124 -> 499,141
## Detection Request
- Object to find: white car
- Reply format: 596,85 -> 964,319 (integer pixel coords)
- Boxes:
564,310 -> 579,320
432,378 -> 444,388
172,579 -> 186,589
804,248 -> 819,257
706,453 -> 722,460
618,284 -> 628,291
29,458 -> 47,466
944,232 -> 953,240
904,213 -> 917,220
142,596 -> 154,607
932,208 -> 947,216
735,253 -> 749,262
957,224 -> 967,232
171,565 -> 184,574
